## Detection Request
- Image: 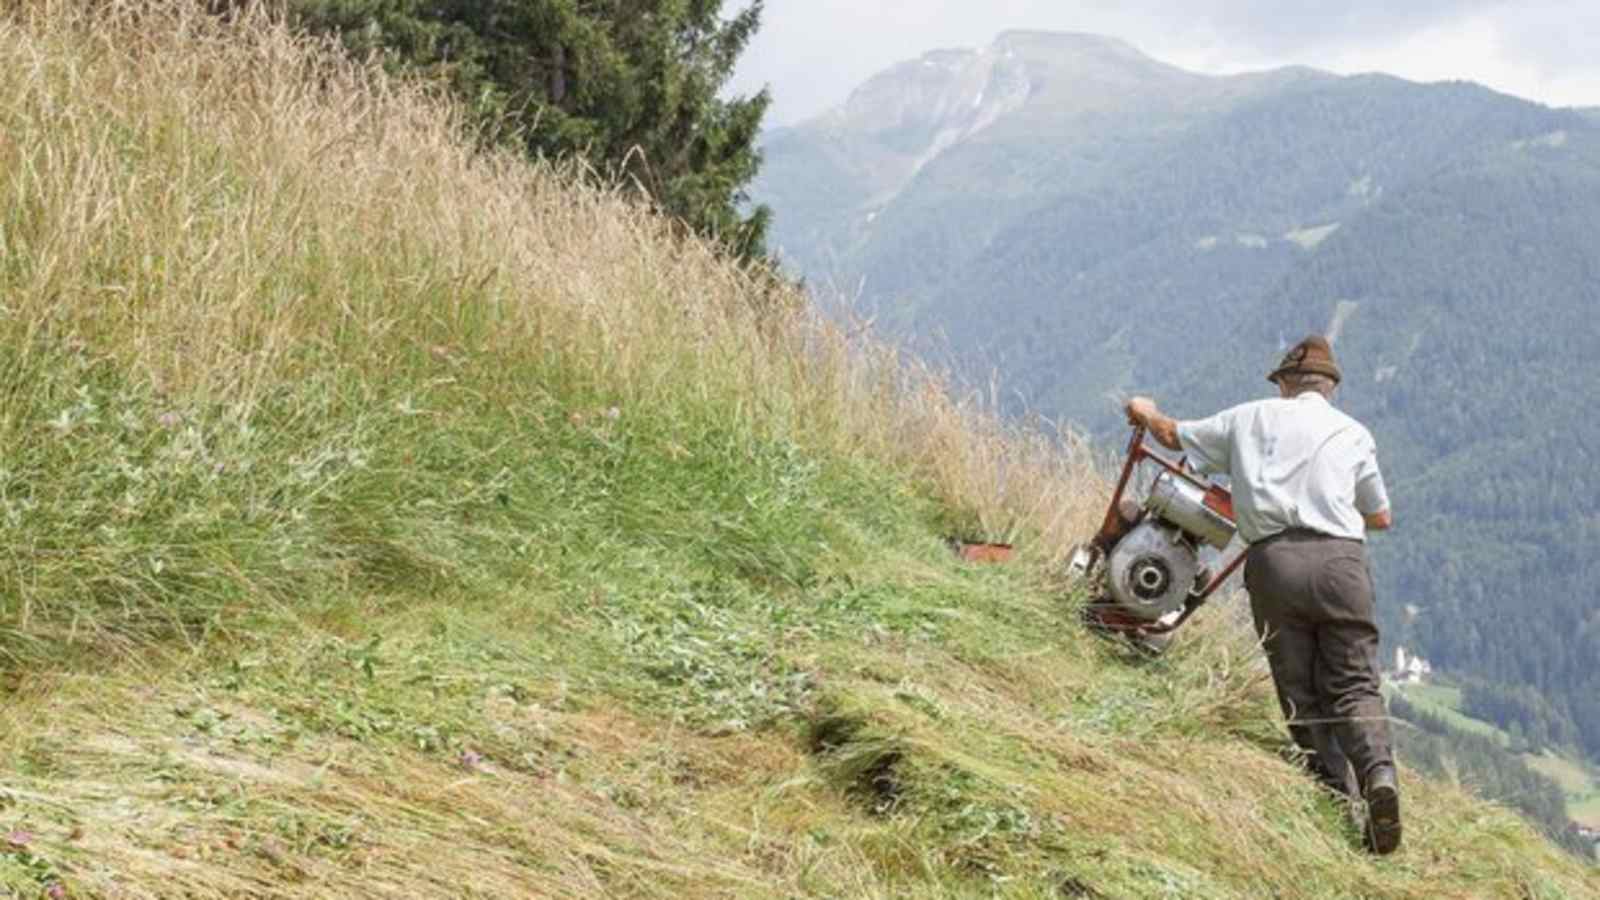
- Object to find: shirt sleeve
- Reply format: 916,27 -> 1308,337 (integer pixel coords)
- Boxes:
1353,431 -> 1390,515
1176,408 -> 1235,476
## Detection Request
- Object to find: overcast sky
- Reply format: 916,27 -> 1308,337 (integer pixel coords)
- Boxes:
729,1 -> 1600,127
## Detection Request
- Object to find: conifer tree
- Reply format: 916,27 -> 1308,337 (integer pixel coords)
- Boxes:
288,0 -> 772,261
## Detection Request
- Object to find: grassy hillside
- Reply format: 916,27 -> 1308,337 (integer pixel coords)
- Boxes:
1396,683 -> 1600,831
1398,685 -> 1506,741
0,4 -> 1595,897
1527,756 -> 1600,830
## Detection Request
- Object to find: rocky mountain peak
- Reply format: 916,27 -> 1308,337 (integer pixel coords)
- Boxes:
991,30 -> 1150,62
811,30 -> 1209,141
818,42 -> 1027,138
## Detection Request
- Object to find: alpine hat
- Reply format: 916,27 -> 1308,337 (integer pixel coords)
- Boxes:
1267,334 -> 1342,385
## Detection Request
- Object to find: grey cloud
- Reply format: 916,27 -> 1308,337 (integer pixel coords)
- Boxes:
731,0 -> 1600,124
1112,0 -> 1600,76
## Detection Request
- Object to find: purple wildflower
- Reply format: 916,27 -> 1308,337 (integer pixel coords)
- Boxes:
4,830 -> 31,848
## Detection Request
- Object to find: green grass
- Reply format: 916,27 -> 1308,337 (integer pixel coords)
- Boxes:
1525,753 -> 1597,796
1573,796 -> 1600,830
1396,682 -> 1510,742
1395,682 -> 1600,828
1525,754 -> 1600,829
0,3 -> 1596,897
1404,683 -> 1465,711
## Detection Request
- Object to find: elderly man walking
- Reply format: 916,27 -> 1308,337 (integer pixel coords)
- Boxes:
1122,335 -> 1402,855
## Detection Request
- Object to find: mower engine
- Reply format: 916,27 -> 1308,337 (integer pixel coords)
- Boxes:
1067,426 -> 1246,645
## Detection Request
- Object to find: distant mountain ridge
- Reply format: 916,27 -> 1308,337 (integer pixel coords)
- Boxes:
754,35 -> 1600,764
756,32 -> 1329,298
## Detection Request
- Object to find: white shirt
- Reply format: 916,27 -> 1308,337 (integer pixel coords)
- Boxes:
1176,393 -> 1389,544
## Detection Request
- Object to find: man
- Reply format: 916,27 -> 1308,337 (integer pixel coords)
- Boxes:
1122,335 -> 1402,855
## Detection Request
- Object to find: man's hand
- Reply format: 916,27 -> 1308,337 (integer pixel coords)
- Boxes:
1364,509 -> 1393,531
1125,396 -> 1158,428
1123,396 -> 1182,451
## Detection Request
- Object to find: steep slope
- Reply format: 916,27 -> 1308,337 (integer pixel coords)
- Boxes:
1,5 -> 1596,897
756,36 -> 1600,767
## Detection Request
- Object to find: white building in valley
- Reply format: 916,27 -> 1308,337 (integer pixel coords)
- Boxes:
1389,646 -> 1433,685
1578,826 -> 1599,861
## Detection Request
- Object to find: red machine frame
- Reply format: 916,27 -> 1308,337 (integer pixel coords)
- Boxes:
1085,425 -> 1249,637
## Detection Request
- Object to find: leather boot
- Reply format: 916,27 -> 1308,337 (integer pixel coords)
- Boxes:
1363,765 -> 1402,855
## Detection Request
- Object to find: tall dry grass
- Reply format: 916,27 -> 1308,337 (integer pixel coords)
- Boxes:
0,0 -> 1110,676
1,0 -> 1104,552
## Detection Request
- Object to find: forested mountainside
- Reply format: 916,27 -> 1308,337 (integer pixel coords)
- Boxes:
1165,127 -> 1600,760
754,34 -> 1600,763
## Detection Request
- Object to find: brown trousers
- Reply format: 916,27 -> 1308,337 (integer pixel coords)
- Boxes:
1244,530 -> 1394,794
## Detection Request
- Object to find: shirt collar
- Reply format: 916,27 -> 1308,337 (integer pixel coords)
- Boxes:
1294,392 -> 1331,406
